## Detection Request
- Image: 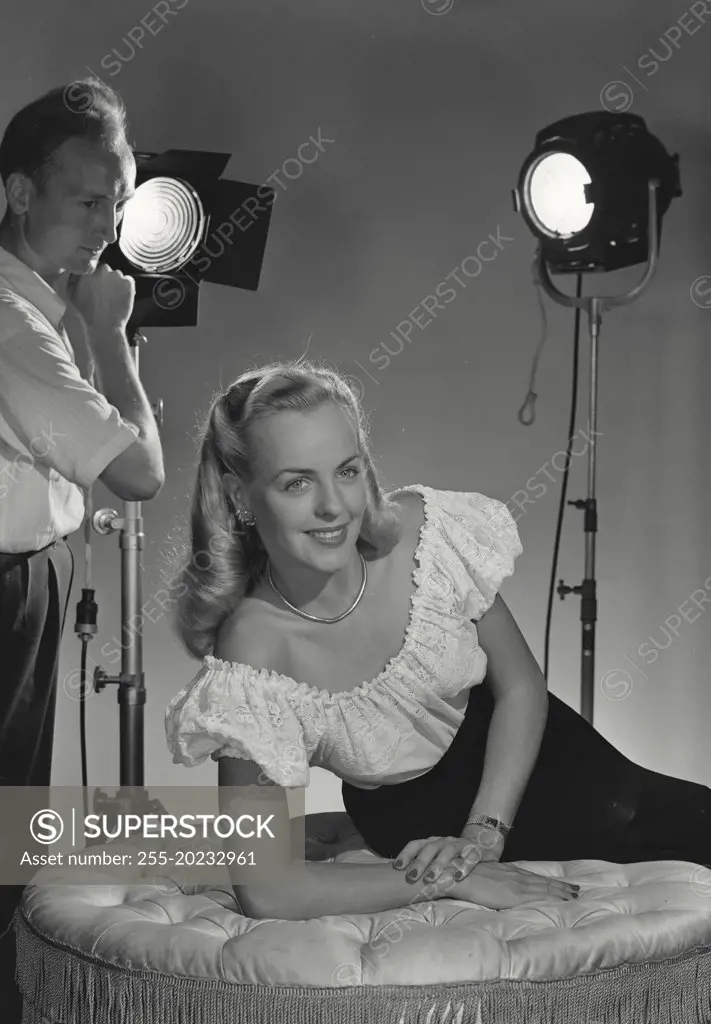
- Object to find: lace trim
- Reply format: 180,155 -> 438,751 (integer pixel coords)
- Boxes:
204,483 -> 436,706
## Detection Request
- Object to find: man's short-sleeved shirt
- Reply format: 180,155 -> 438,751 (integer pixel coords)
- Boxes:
0,244 -> 139,553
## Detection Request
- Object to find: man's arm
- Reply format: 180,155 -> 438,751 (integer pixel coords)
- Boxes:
61,265 -> 165,500
84,325 -> 165,499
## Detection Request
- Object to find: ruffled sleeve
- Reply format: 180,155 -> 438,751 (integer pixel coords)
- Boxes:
426,488 -> 522,620
164,656 -> 310,787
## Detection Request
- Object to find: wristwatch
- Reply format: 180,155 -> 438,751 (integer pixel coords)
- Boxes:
464,813 -> 514,838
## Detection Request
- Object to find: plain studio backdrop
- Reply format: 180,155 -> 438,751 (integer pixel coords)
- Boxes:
1,0 -> 710,815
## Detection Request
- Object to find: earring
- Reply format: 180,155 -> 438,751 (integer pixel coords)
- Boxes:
235,507 -> 256,527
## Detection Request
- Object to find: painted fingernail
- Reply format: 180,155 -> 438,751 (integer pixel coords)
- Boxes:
423,872 -> 434,882
406,870 -> 418,881
394,860 -> 404,869
454,870 -> 463,880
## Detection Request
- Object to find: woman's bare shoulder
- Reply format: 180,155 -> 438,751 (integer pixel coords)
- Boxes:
215,594 -> 292,675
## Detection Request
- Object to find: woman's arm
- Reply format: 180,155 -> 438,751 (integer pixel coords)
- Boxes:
219,784 -> 576,920
218,757 -> 450,918
464,595 -> 548,830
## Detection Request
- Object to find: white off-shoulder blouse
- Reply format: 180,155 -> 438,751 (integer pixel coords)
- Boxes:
164,484 -> 522,790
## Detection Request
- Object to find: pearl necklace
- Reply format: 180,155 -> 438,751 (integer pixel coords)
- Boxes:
266,552 -> 367,623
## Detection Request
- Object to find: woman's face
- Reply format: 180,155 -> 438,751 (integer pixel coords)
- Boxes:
242,402 -> 368,573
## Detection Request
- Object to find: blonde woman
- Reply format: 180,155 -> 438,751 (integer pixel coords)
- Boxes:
165,360 -> 710,920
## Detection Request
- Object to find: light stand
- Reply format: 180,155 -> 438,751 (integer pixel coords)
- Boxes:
89,329 -> 164,829
538,180 -> 661,724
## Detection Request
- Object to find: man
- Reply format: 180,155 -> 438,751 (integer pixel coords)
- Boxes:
0,78 -> 165,1019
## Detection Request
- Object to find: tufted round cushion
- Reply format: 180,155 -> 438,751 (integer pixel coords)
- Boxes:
14,844 -> 711,1024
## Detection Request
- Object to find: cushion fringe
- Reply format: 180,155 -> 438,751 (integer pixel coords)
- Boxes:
14,911 -> 711,1024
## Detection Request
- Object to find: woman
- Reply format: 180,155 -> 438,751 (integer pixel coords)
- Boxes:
165,359 -> 710,920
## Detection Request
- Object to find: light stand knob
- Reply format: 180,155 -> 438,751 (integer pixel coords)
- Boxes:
93,509 -> 121,535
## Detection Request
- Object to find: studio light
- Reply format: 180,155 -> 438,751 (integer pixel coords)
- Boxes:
513,111 -> 682,727
101,149 -> 275,330
118,176 -> 206,274
513,111 -> 681,273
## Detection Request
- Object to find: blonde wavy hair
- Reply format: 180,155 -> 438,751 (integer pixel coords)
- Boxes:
172,358 -> 404,660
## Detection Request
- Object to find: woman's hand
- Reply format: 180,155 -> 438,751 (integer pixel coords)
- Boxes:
447,861 -> 581,910
393,835 -> 486,884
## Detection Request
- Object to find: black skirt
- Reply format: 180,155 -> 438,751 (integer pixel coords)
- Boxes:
342,682 -> 711,865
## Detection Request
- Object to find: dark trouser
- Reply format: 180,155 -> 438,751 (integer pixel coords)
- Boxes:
343,681 -> 711,866
0,538 -> 74,1022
